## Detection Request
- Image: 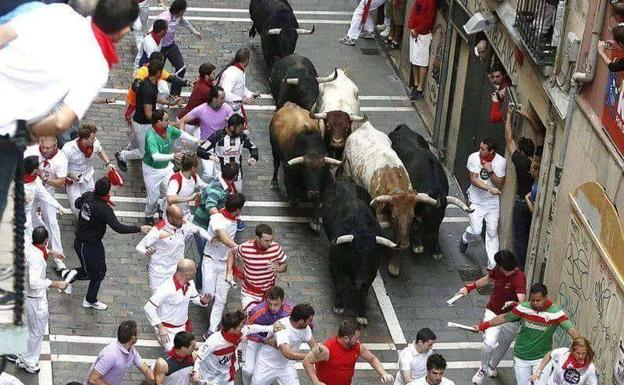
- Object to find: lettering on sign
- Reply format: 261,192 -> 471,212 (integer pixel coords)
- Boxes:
473,0 -> 518,84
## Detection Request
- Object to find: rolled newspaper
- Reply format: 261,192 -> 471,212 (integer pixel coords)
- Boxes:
446,293 -> 465,306
447,321 -> 478,332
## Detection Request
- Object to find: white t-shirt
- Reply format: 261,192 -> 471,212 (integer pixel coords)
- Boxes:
202,212 -> 237,260
466,152 -> 506,204
394,344 -> 433,385
24,144 -> 69,194
256,316 -> 313,369
0,4 -> 108,136
62,138 -> 103,181
547,348 -> 598,385
408,376 -> 455,385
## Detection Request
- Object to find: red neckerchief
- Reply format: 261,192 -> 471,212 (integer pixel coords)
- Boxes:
33,244 -> 49,261
225,179 -> 238,193
173,274 -> 190,295
562,353 -> 588,369
360,0 -> 374,28
91,21 -> 118,69
253,240 -> 268,253
99,194 -> 116,207
23,173 -> 37,183
222,330 -> 242,346
153,124 -> 168,140
40,146 -> 58,167
77,140 -> 94,158
167,348 -> 194,364
233,63 -> 245,72
480,152 -> 495,165
220,208 -> 237,220
151,31 -> 163,46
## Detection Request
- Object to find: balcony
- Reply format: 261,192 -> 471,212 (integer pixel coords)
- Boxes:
515,0 -> 559,65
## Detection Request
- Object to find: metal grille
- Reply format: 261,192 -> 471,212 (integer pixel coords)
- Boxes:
514,0 -> 559,65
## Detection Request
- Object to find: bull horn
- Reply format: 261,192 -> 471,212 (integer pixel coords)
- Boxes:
267,28 -> 282,35
370,195 -> 393,207
415,192 -> 438,206
316,69 -> 338,84
310,112 -> 327,119
349,114 -> 365,122
323,157 -> 342,167
333,235 -> 354,245
295,25 -> 315,35
446,196 -> 474,213
375,236 -> 398,248
285,78 -> 299,85
287,156 -> 305,166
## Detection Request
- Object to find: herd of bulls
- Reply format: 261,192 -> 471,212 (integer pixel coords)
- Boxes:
249,0 -> 473,325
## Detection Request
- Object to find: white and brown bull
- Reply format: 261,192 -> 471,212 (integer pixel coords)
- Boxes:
309,69 -> 364,157
342,122 -> 462,276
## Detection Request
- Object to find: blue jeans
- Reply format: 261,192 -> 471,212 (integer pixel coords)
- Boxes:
193,230 -> 207,290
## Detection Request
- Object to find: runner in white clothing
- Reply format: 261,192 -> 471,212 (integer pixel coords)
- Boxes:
62,124 -> 116,216
202,193 -> 245,335
8,227 -> 69,374
24,137 -> 70,271
460,137 -> 506,270
251,304 -> 317,385
165,153 -> 206,219
217,48 -> 259,128
408,354 -> 456,385
144,259 -> 212,351
193,310 -> 285,385
136,205 -> 211,293
394,328 -> 436,385
133,19 -> 168,69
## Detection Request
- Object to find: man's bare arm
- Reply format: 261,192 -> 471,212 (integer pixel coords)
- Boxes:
30,105 -> 78,137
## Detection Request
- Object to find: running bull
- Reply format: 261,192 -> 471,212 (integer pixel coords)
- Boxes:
270,102 -> 340,231
309,69 -> 364,157
389,124 -> 473,260
269,54 -> 337,110
249,0 -> 315,68
322,178 -> 397,325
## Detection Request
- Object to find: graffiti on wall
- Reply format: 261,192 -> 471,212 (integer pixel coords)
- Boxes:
555,216 -> 624,382
426,22 -> 446,107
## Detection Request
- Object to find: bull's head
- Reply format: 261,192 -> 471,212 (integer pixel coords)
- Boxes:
287,154 -> 341,199
370,192 -> 438,249
309,103 -> 364,153
267,26 -> 315,61
333,233 -> 397,289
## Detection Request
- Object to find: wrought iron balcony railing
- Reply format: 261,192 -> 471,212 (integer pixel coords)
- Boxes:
515,0 -> 559,65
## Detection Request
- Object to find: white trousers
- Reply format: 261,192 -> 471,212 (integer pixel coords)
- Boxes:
32,197 -> 63,253
142,162 -> 173,216
242,292 -> 263,313
347,0 -> 386,39
250,363 -> 299,385
149,270 -> 177,295
132,0 -> 151,51
462,201 -> 500,269
24,296 -> 48,366
66,176 -> 95,217
201,257 -> 230,333
120,121 -> 151,162
162,323 -> 186,351
242,340 -> 262,384
200,159 -> 243,191
514,357 -> 548,385
481,309 -> 518,369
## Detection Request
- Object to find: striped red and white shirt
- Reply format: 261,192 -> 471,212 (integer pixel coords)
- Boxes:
236,240 -> 287,297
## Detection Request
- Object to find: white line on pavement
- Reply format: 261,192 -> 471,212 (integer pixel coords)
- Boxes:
372,272 -> 406,345
148,7 -> 353,15
147,15 -> 350,24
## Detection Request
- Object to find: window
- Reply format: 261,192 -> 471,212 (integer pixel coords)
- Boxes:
515,0 -> 561,65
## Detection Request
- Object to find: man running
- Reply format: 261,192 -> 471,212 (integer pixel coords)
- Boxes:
409,354 -> 456,385
153,331 -> 198,385
393,328 -> 437,385
165,153 -> 206,219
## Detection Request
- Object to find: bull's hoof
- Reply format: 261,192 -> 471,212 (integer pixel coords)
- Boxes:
333,306 -> 345,314
356,317 -> 369,326
412,244 -> 424,254
432,252 -> 442,261
309,222 -> 321,232
388,259 -> 400,276
270,180 -> 278,189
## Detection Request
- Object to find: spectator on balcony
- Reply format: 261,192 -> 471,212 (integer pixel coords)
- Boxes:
407,0 -> 437,101
474,38 -> 489,63
488,65 -> 510,123
599,25 -> 624,72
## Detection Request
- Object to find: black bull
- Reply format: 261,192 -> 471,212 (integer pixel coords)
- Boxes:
321,179 -> 397,325
269,54 -> 319,110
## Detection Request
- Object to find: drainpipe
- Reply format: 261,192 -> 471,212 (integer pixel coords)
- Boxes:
432,0 -> 455,149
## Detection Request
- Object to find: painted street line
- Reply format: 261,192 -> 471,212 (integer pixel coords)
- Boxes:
372,272 -> 407,345
149,7 -> 353,15
99,88 -> 410,101
148,15 -> 350,24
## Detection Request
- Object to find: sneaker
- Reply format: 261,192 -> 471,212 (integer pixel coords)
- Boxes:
61,269 -> 78,284
82,298 -> 108,310
359,31 -> 375,39
380,26 -> 391,37
338,36 -> 356,46
115,151 -> 128,172
237,220 -> 246,232
410,89 -> 424,101
53,257 -> 67,272
485,363 -> 498,378
0,265 -> 12,280
375,24 -> 388,31
459,239 -> 468,253
0,288 -> 16,310
471,368 -> 485,385
5,354 -> 18,362
16,360 -> 40,374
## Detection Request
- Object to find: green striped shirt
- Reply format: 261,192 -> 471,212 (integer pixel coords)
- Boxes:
192,178 -> 228,228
